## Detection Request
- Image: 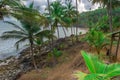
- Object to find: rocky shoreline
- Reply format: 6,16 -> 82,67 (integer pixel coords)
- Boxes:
0,54 -> 32,80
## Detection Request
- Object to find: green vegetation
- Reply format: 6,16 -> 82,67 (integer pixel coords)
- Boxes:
84,29 -> 110,54
75,51 -> 120,80
79,8 -> 120,31
0,1 -> 54,70
0,0 -> 120,80
51,48 -> 62,58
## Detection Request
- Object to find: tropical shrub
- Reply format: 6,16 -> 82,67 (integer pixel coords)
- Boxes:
47,48 -> 62,64
51,48 -> 62,58
75,51 -> 120,80
84,29 -> 110,54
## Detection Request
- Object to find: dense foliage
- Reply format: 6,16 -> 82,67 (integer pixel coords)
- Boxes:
79,8 -> 120,31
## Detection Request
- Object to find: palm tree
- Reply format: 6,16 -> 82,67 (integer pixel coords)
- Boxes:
89,0 -> 120,32
64,0 -> 77,43
0,1 -> 52,70
48,1 -> 65,39
46,0 -> 55,48
1,20 -> 53,70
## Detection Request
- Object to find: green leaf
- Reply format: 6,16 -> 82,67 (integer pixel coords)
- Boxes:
75,71 -> 87,80
81,50 -> 97,73
105,64 -> 120,78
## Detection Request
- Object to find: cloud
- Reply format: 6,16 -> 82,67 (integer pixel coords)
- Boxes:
24,0 -> 99,13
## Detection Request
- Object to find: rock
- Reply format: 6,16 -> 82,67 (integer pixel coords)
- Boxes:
1,54 -> 32,79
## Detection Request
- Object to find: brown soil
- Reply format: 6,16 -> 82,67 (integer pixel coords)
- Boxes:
18,41 -> 90,80
18,38 -> 120,80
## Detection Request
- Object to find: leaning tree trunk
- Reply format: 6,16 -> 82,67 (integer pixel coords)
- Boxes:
47,0 -> 54,49
62,27 -> 67,38
55,20 -> 60,39
107,0 -> 113,57
29,39 -> 38,71
115,33 -> 120,60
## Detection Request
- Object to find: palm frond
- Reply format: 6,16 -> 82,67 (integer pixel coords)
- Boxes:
29,1 -> 34,9
105,63 -> 120,78
35,30 -> 55,38
14,37 -> 28,50
0,34 -> 24,40
4,21 -> 25,32
3,30 -> 27,36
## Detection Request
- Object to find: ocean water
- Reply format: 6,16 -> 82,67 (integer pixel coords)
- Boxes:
0,20 -> 87,60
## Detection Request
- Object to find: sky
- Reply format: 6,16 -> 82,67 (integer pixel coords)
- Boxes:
4,0 -> 100,21
23,0 -> 100,13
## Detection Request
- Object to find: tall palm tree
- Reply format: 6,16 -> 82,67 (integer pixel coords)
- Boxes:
48,1 -> 65,38
64,0 -> 77,43
0,1 -> 52,70
46,0 -> 55,47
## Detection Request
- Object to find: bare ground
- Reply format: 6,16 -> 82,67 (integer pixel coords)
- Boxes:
18,40 -> 120,80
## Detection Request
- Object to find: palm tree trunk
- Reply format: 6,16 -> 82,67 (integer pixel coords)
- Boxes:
107,0 -> 113,57
55,20 -> 60,39
47,0 -> 50,13
71,27 -> 73,35
76,0 -> 79,41
29,39 -> 38,71
57,26 -> 60,39
62,27 -> 67,38
71,26 -> 74,44
74,27 -> 76,34
107,0 -> 113,32
47,0 -> 54,49
115,33 -> 120,59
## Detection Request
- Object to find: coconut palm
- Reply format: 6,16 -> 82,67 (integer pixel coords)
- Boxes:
64,0 -> 77,43
47,1 -> 65,38
0,1 -> 53,70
